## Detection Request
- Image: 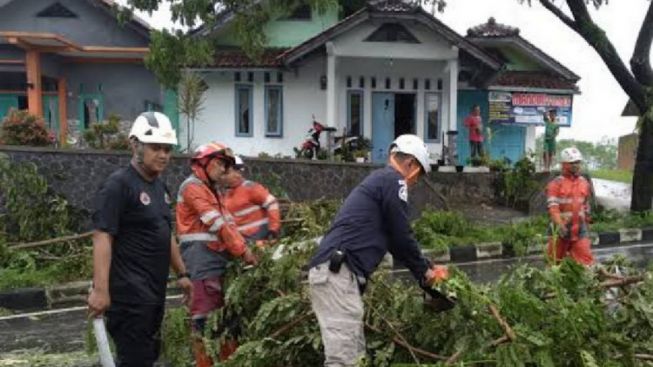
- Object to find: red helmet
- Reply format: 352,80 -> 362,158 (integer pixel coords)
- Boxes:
192,142 -> 236,166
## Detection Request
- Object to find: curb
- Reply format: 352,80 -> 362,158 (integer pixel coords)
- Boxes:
391,227 -> 653,268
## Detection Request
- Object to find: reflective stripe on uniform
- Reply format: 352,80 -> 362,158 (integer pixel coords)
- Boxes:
176,176 -> 203,203
262,195 -> 277,208
560,211 -> 586,219
209,217 -> 226,232
233,205 -> 262,217
200,210 -> 221,224
179,233 -> 218,243
238,218 -> 269,231
267,202 -> 280,211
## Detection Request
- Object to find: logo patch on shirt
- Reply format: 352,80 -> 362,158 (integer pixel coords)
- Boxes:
140,191 -> 151,206
398,180 -> 408,203
164,192 -> 172,205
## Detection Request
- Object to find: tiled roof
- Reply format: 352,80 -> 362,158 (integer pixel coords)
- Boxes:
367,0 -> 420,12
467,17 -> 520,38
212,48 -> 288,68
492,71 -> 577,90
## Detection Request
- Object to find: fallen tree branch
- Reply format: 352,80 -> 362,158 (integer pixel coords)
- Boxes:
365,322 -> 448,361
635,353 -> 653,361
600,275 -> 645,288
367,302 -> 421,365
445,350 -> 463,365
488,335 -> 510,348
269,312 -> 313,339
488,304 -> 516,342
8,232 -> 93,250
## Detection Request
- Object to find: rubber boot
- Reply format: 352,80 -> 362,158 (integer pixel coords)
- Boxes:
192,338 -> 213,367
218,339 -> 239,361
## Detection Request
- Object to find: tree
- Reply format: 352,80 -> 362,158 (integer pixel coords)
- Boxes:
178,71 -> 208,152
518,0 -> 652,211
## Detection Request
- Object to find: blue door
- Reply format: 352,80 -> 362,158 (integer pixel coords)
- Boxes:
0,95 -> 19,123
372,92 -> 395,163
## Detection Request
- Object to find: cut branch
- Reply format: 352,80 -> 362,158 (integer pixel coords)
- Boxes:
600,275 -> 645,288
8,232 -> 93,250
365,322 -> 448,361
488,304 -> 516,342
269,312 -> 312,339
635,353 -> 653,361
630,0 -> 653,86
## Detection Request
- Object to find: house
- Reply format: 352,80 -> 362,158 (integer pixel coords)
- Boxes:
187,0 -> 580,164
0,0 -> 177,143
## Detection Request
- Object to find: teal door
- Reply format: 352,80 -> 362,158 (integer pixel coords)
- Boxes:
0,95 -> 19,123
42,95 -> 59,133
457,90 -> 525,165
372,92 -> 395,163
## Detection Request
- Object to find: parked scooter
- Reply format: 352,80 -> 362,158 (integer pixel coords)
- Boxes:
295,116 -> 368,160
294,116 -> 336,159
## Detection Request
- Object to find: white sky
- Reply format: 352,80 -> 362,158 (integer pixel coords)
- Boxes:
124,0 -> 651,143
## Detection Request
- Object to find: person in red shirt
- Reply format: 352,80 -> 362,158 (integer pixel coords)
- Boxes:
546,147 -> 594,266
223,156 -> 281,246
464,104 -> 484,159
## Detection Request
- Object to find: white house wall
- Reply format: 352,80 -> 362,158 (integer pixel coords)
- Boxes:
189,57 -> 327,156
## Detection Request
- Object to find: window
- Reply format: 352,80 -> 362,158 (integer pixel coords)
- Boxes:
235,85 -> 253,136
425,93 -> 441,142
265,86 -> 283,137
365,23 -> 420,43
347,90 -> 363,136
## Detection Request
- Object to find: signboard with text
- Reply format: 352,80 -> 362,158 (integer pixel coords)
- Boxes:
488,91 -> 573,127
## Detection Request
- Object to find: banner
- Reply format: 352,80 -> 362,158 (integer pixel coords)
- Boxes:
488,91 -> 573,126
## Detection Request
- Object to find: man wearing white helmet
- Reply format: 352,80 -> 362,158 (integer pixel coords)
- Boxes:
546,147 -> 594,265
307,134 -> 450,366
88,112 -> 192,366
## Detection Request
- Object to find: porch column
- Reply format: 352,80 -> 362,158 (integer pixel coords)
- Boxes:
26,50 -> 43,117
58,78 -> 67,142
326,42 -> 337,127
447,58 -> 458,132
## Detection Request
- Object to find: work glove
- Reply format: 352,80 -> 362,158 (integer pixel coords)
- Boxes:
424,265 -> 449,286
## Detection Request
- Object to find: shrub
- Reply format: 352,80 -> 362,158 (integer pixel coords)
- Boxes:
0,109 -> 52,146
82,114 -> 130,150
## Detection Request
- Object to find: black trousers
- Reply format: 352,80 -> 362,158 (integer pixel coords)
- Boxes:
105,301 -> 165,367
470,141 -> 483,158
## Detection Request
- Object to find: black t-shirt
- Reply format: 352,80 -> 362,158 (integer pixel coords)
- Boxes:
92,164 -> 172,305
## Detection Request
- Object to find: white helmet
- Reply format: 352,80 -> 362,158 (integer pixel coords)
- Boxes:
560,147 -> 583,163
129,111 -> 178,145
389,134 -> 431,173
234,155 -> 245,170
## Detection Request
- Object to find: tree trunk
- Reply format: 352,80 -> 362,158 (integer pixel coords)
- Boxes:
631,111 -> 653,211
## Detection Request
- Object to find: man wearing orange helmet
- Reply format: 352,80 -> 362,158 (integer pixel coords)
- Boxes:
546,147 -> 594,265
176,142 -> 257,366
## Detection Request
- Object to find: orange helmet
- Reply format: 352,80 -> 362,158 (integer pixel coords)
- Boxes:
192,142 -> 236,167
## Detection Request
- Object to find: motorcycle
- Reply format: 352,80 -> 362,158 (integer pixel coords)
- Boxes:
295,116 -> 369,160
294,116 -> 336,159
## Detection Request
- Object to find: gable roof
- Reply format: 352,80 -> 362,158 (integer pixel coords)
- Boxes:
466,17 -> 579,82
0,0 -> 151,39
279,2 -> 501,70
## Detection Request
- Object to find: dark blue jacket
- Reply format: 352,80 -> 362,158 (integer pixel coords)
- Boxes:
308,166 -> 430,282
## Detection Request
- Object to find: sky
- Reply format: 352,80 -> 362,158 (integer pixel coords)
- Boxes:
122,0 -> 651,143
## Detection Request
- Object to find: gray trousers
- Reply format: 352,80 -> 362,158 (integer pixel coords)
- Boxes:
309,262 -> 365,367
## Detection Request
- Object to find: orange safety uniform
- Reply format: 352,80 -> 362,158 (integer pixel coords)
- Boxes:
546,173 -> 594,265
176,164 -> 247,257
224,177 -> 281,241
